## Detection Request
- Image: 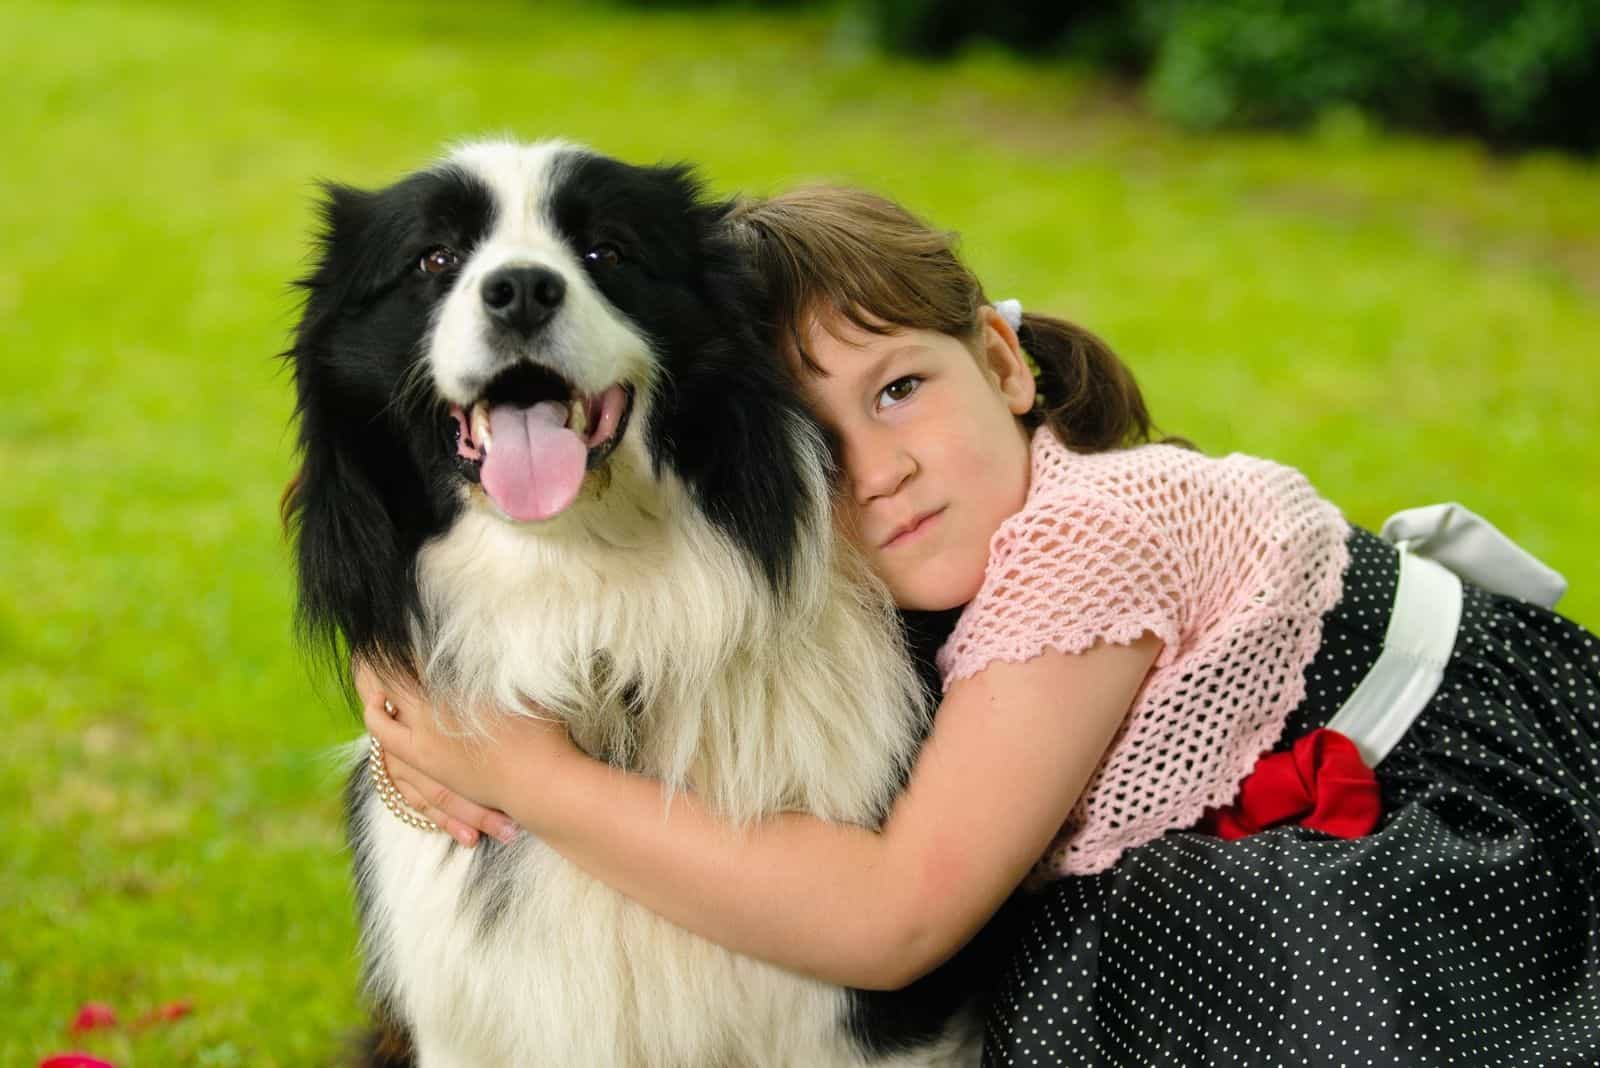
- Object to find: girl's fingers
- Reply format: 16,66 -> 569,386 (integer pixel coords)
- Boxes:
388,768 -> 474,846
361,690 -> 482,842
354,661 -> 521,846
386,753 -> 521,847
398,783 -> 479,846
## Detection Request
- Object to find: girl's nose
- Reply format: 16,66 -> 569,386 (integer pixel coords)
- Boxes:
847,433 -> 915,504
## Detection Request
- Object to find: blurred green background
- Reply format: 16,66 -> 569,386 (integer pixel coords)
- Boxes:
4,0 -> 1597,1063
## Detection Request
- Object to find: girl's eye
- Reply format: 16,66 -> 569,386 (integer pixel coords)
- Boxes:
877,376 -> 921,408
584,244 -> 623,269
419,246 -> 460,275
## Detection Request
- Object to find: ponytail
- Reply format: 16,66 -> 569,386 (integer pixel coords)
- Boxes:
1015,312 -> 1187,452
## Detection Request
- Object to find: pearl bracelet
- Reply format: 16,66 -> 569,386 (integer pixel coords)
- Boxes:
368,734 -> 440,832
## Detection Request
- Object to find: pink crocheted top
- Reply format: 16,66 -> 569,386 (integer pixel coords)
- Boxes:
937,428 -> 1350,877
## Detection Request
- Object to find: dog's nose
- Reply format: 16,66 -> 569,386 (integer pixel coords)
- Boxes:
481,265 -> 566,335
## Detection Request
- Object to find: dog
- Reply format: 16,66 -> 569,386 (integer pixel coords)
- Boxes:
283,139 -> 999,1067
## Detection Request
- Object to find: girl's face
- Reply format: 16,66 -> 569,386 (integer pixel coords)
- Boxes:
799,307 -> 1036,611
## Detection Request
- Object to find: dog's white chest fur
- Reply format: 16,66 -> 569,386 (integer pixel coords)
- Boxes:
357,502 -> 974,1067
363,819 -> 966,1067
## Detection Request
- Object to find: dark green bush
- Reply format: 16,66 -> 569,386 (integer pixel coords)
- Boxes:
852,1 -> 1103,59
856,0 -> 1600,153
608,0 -> 812,8
1144,0 -> 1600,151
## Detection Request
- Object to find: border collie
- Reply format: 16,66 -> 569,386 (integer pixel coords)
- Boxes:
284,139 -> 992,1066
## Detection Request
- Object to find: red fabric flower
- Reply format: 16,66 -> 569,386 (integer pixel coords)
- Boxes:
67,1003 -> 117,1036
1203,728 -> 1381,840
40,1055 -> 117,1068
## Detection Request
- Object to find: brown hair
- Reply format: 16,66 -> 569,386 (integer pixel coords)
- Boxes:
726,185 -> 1172,453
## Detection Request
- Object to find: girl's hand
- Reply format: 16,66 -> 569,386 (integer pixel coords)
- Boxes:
354,660 -> 522,848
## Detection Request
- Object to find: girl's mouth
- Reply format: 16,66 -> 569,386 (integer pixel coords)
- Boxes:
881,508 -> 944,550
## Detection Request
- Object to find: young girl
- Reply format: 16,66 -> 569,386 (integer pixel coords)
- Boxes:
359,186 -> 1600,1065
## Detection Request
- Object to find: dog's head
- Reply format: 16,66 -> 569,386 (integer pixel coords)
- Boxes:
284,140 -> 827,673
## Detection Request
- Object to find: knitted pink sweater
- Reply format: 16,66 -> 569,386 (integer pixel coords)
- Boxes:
937,429 -> 1350,877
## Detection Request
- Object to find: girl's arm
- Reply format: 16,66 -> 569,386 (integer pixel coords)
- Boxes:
365,636 -> 1159,990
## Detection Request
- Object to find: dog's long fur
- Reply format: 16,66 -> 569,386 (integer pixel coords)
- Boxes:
285,140 -> 996,1066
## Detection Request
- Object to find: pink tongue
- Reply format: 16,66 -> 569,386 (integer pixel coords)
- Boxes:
480,401 -> 587,521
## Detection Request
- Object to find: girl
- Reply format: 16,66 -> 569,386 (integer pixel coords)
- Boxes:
360,186 -> 1600,1065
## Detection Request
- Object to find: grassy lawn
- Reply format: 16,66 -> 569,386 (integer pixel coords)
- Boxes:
4,0 -> 1597,1062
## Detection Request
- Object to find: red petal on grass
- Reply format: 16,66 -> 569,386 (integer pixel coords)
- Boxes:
67,1002 -> 117,1035
132,998 -> 193,1029
40,1054 -> 117,1068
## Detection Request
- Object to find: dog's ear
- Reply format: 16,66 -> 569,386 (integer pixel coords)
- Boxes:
283,413 -> 424,691
282,183 -> 428,691
292,183 -> 385,345
671,206 -> 835,600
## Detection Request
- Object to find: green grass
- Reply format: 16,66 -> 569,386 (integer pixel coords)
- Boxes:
4,0 -> 1597,1062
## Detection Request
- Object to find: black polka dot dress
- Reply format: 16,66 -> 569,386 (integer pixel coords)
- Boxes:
983,529 -> 1600,1067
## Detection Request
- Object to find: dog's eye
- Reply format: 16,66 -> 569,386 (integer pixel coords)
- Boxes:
584,244 -> 623,269
419,246 -> 461,275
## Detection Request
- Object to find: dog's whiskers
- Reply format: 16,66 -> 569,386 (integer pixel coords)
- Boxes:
368,354 -> 444,428
393,356 -> 439,414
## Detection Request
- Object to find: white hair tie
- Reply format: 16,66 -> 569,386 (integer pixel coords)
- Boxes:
993,299 -> 1023,331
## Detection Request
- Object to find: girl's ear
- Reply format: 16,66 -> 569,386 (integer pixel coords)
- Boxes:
979,305 -> 1037,416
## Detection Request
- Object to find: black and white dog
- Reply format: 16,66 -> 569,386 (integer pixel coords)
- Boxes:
284,140 -> 998,1066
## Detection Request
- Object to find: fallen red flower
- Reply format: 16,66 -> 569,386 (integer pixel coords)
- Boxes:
39,1054 -> 117,1068
67,1003 -> 117,1036
131,998 -> 193,1030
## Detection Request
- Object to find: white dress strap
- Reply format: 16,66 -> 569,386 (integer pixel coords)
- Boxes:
1325,548 -> 1462,767
1326,501 -> 1565,767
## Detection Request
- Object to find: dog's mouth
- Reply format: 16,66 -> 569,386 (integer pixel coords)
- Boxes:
448,362 -> 635,523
